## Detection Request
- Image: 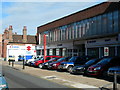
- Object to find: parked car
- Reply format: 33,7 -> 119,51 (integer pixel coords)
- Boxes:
87,56 -> 120,76
48,57 -> 71,69
58,56 -> 93,72
107,66 -> 120,77
34,56 -> 62,67
8,55 -> 15,61
25,56 -> 43,65
70,58 -> 103,74
0,73 -> 8,89
18,55 -> 25,61
39,57 -> 61,69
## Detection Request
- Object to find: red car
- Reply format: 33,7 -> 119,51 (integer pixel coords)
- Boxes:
48,57 -> 71,69
34,56 -> 62,67
87,56 -> 120,76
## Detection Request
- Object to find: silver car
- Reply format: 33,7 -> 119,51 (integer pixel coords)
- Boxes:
107,66 -> 120,77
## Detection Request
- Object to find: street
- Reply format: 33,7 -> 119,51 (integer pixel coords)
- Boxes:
2,65 -> 72,89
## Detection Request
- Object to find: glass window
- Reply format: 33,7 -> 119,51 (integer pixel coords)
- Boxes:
76,22 -> 80,38
101,14 -> 107,34
70,25 -> 73,39
88,18 -> 92,36
97,15 -> 102,35
107,12 -> 113,34
79,24 -> 82,38
66,26 -> 69,40
113,10 -> 119,33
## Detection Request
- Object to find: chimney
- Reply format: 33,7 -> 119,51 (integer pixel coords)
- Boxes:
22,26 -> 27,43
3,28 -> 9,39
8,25 -> 13,42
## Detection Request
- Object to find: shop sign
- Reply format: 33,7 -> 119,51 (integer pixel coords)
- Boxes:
9,45 -> 19,49
26,46 -> 31,51
104,47 -> 109,56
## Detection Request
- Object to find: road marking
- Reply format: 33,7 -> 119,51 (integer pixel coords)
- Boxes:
43,75 -> 99,89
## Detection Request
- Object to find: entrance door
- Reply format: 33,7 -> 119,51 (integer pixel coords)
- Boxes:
109,47 -> 115,57
53,49 -> 56,55
87,48 -> 99,58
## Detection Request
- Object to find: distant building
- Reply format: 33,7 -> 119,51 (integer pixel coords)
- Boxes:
2,25 -> 37,61
0,34 -> 2,57
36,2 -> 120,58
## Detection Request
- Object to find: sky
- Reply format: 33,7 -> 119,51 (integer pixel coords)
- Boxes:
1,0 -> 108,35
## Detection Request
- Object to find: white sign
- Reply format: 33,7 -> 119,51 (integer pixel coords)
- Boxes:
56,49 -> 59,55
49,49 -> 53,55
104,47 -> 109,56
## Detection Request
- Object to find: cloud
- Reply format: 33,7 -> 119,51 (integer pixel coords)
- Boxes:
1,1 -> 107,35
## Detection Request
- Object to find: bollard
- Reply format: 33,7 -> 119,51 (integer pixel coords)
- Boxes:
22,56 -> 25,69
9,60 -> 10,65
12,60 -> 14,67
113,71 -> 117,90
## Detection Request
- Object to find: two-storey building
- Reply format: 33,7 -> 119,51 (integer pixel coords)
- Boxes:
37,2 -> 120,58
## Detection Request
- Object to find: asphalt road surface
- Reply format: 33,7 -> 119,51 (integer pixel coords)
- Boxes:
2,65 -> 75,89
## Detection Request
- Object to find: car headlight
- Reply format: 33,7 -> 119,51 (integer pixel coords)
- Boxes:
45,63 -> 48,65
0,84 -> 7,88
64,64 -> 67,66
94,67 -> 101,70
77,67 -> 84,69
53,64 -> 56,66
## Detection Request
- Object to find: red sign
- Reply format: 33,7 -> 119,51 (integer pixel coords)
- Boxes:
27,46 -> 31,51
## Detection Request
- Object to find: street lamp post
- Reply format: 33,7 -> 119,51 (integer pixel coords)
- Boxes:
43,34 -> 47,63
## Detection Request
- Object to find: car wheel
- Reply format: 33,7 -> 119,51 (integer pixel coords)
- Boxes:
38,64 -> 43,69
67,66 -> 73,72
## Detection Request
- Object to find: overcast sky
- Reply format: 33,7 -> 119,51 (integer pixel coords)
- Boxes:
1,0 -> 108,35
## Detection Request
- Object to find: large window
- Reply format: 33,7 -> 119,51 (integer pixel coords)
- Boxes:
102,14 -> 107,34
40,10 -> 119,43
107,12 -> 113,34
97,15 -> 102,35
113,10 -> 119,33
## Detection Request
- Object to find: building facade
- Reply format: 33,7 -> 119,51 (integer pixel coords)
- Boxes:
2,25 -> 37,61
37,2 -> 120,58
0,34 -> 2,57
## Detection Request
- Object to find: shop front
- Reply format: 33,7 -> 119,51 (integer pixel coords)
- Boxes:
85,36 -> 120,58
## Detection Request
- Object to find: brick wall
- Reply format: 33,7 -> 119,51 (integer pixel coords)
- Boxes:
0,34 -> 2,57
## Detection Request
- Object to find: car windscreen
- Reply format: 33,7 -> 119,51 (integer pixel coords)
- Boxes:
35,57 -> 43,61
96,58 -> 111,65
55,58 -> 65,63
46,58 -> 58,62
69,57 -> 78,62
85,59 -> 97,65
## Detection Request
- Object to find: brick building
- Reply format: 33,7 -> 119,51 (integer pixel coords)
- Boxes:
0,34 -> 2,57
36,2 -> 120,58
2,25 -> 37,61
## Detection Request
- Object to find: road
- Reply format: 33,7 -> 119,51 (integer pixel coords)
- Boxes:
2,65 -> 74,89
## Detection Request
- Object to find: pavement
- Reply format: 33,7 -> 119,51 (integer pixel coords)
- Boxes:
0,60 -> 120,90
